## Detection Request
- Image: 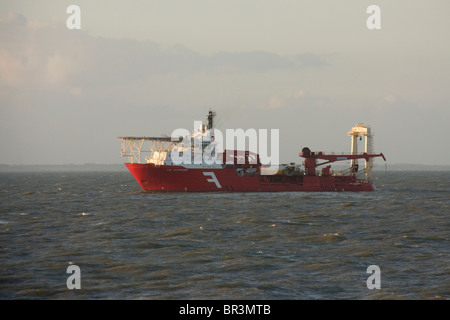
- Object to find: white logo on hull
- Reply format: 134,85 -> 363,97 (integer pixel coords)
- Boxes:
203,172 -> 222,189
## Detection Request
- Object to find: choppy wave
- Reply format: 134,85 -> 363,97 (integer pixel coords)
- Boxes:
0,171 -> 449,299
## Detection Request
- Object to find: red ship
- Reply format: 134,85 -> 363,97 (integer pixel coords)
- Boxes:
120,110 -> 386,192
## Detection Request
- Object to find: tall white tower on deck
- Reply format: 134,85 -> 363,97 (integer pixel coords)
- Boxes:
348,123 -> 375,180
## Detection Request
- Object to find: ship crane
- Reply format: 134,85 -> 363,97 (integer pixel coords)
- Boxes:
300,147 -> 386,180
299,123 -> 386,181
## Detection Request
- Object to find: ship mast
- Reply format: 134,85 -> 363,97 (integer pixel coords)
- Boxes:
206,109 -> 216,130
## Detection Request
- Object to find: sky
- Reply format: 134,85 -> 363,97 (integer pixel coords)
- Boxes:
1,0 -> 449,166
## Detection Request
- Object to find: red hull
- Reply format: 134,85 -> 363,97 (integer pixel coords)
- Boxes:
125,163 -> 376,192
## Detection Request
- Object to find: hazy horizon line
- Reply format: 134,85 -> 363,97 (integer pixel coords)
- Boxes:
1,162 -> 449,172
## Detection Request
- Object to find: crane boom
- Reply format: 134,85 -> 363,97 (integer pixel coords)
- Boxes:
300,147 -> 386,179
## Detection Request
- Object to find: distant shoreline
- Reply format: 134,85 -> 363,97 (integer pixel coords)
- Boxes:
0,163 -> 449,172
0,164 -> 127,172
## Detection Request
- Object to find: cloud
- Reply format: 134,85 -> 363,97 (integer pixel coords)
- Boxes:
0,12 -> 27,27
209,51 -> 295,71
383,94 -> 398,104
46,54 -> 82,84
69,87 -> 83,96
0,16 -> 326,95
3,11 -> 448,165
295,52 -> 332,68
266,89 -> 329,110
0,49 -> 23,85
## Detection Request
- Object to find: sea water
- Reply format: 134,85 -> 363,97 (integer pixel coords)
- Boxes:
0,170 -> 449,299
